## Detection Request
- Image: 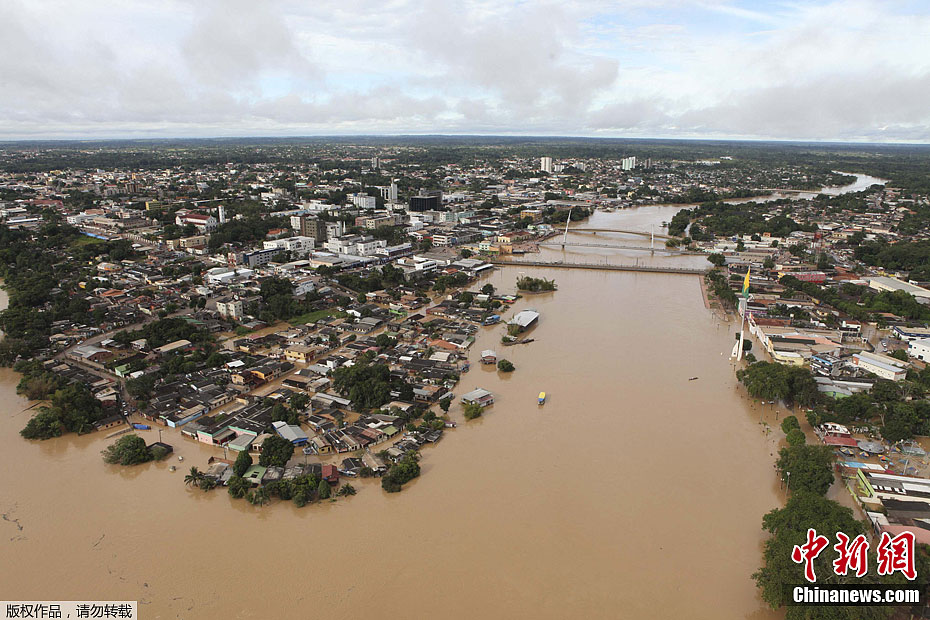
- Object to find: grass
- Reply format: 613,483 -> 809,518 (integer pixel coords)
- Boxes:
71,235 -> 106,248
289,308 -> 348,326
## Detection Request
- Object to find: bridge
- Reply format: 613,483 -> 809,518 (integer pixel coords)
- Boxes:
490,259 -> 708,275
566,228 -> 673,240
537,240 -> 704,254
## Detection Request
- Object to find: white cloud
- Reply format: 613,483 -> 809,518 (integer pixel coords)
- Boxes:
0,0 -> 928,141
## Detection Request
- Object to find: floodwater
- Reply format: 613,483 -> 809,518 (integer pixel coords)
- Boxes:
0,242 -> 791,619
0,174 -> 881,618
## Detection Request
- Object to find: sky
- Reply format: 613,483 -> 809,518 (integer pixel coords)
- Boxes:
2,0 -> 930,142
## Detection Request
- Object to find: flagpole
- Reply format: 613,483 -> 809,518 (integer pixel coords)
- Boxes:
737,267 -> 750,361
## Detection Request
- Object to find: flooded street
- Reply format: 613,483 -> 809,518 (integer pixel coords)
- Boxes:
0,238 -> 790,618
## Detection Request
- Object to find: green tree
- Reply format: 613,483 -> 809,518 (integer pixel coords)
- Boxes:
439,397 -> 451,413
101,434 -> 152,466
233,450 -> 253,477
497,359 -> 515,372
780,415 -> 800,435
381,452 -> 421,493
708,253 -> 726,267
463,403 -> 484,420
227,475 -> 250,499
777,444 -> 834,495
318,479 -> 332,500
258,435 -> 295,467
785,428 -> 806,447
753,491 -> 891,619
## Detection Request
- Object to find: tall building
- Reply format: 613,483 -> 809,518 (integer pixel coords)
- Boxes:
409,189 -> 442,212
379,181 -> 398,202
621,156 -> 637,171
540,156 -> 553,173
298,216 -> 327,242
218,204 -> 227,224
371,156 -> 380,170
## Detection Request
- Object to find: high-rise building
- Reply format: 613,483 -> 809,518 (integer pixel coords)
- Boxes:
621,156 -> 637,171
540,156 -> 553,173
298,216 -> 327,242
409,189 -> 442,212
218,204 -> 227,224
379,181 -> 398,202
371,156 -> 380,170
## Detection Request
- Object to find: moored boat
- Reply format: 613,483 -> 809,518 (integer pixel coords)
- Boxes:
538,392 -> 546,405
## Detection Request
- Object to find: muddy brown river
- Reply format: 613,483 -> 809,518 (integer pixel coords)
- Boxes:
0,208 -> 793,619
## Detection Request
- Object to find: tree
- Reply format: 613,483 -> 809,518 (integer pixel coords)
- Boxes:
227,475 -> 250,499
258,435 -> 295,468
753,491 -> 891,619
318,479 -> 332,500
381,452 -> 421,493
708,253 -> 726,267
763,256 -> 776,270
184,467 -> 204,487
233,450 -> 252,477
337,483 -> 357,496
463,403 -> 484,420
101,434 -> 152,466
780,415 -> 800,435
785,428 -> 806,447
497,359 -> 515,372
481,283 -> 495,296
736,362 -> 820,407
439,397 -> 451,413
776,444 -> 835,495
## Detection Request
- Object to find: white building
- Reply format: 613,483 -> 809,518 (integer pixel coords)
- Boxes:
215,297 -> 244,320
868,277 -> 930,301
351,193 -> 377,209
621,156 -> 637,171
908,338 -> 930,363
540,157 -> 553,174
175,212 -> 218,232
263,236 -> 315,257
379,182 -> 398,202
852,351 -> 908,381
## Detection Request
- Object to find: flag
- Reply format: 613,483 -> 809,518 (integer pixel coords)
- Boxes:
742,269 -> 751,298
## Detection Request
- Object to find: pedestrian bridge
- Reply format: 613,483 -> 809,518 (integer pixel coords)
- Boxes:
490,259 -> 708,275
567,228 -> 673,240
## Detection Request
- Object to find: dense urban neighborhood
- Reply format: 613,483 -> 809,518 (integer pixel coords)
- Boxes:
4,138 -> 930,615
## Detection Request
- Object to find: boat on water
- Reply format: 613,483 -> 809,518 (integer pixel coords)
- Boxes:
538,392 -> 546,405
132,423 -> 151,430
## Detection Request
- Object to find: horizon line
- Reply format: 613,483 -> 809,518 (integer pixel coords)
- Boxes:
1,133 -> 929,148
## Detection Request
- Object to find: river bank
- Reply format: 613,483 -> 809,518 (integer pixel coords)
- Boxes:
0,173 -> 885,617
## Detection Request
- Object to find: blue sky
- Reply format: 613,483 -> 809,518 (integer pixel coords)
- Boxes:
1,0 -> 929,141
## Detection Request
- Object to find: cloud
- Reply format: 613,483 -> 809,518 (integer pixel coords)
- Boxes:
0,0 -> 928,141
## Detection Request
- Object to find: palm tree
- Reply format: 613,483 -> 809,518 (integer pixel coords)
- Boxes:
184,466 -> 202,487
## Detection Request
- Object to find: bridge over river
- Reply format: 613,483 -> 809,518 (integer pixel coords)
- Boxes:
537,240 -> 704,254
490,259 -> 708,275
567,228 -> 673,240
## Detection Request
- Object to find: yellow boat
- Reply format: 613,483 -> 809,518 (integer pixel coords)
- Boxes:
538,392 -> 546,405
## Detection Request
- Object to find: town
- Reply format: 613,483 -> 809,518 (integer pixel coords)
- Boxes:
3,138 -> 930,549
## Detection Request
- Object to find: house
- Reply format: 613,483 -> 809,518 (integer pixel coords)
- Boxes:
908,338 -> 930,362
321,464 -> 340,484
272,421 -> 308,445
852,351 -> 908,382
93,414 -> 124,431
461,388 -> 495,406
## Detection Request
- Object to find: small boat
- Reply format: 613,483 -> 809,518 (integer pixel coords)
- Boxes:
688,377 -> 699,381
169,466 -> 176,472
132,423 -> 151,430
538,392 -> 546,405
177,456 -> 184,462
